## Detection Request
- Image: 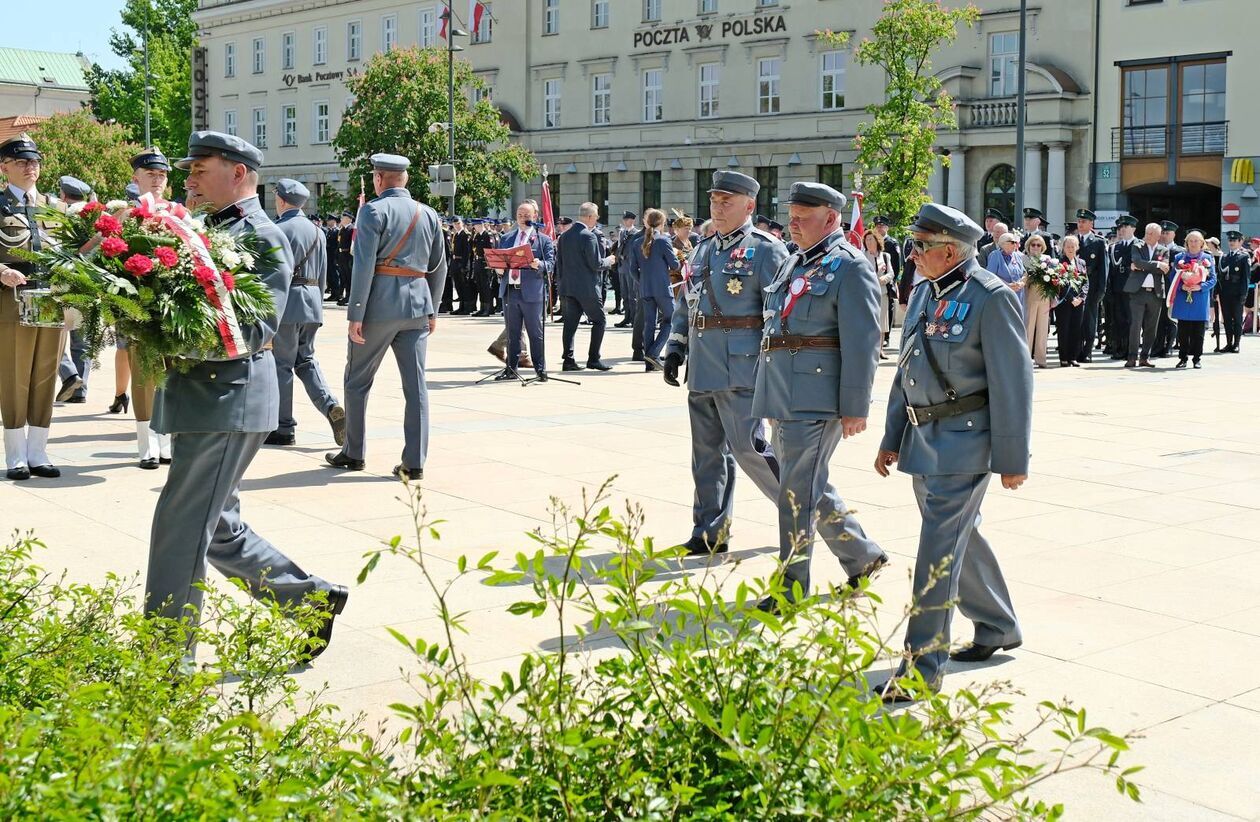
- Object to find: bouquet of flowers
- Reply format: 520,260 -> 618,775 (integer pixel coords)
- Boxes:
1023,254 -> 1085,302
1169,257 -> 1209,306
20,194 -> 275,385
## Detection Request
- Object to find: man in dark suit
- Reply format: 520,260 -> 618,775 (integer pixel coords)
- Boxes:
1125,222 -> 1170,368
494,200 -> 556,381
612,211 -> 636,316
1105,215 -> 1138,359
1074,209 -> 1109,362
449,217 -> 474,314
557,202 -> 614,372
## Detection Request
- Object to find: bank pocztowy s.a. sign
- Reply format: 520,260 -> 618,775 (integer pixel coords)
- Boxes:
282,67 -> 361,88
633,13 -> 787,48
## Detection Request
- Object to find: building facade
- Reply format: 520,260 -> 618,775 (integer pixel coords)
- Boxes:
0,48 -> 91,121
192,0 -> 1253,237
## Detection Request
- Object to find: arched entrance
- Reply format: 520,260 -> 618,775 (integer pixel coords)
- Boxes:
983,164 -> 1016,224
1123,181 -> 1221,236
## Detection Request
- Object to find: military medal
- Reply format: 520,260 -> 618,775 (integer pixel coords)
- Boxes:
734,260 -> 744,269
950,323 -> 963,336
726,277 -> 743,295
926,300 -> 947,336
781,276 -> 809,320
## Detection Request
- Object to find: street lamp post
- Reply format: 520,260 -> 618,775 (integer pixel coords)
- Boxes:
1013,0 -> 1028,224
445,2 -> 467,219
142,0 -> 152,147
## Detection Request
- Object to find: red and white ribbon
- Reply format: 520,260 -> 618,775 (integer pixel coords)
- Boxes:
781,275 -> 809,320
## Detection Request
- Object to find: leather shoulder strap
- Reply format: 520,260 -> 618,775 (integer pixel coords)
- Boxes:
380,203 -> 422,268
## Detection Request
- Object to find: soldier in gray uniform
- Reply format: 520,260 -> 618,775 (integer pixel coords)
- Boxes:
752,183 -> 888,610
147,131 -> 346,658
874,203 -> 1032,702
266,178 -> 345,448
324,153 -> 447,481
55,176 -> 93,403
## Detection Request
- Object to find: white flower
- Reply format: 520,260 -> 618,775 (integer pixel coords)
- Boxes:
239,251 -> 255,270
67,202 -> 86,216
1042,274 -> 1050,281
219,248 -> 242,268
105,200 -> 128,212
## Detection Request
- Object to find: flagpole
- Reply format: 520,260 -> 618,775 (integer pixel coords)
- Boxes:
446,0 -> 456,220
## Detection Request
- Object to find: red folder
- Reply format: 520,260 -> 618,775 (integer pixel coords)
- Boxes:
485,245 -> 535,270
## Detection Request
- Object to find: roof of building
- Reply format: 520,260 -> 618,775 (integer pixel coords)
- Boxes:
0,48 -> 90,90
0,115 -> 49,143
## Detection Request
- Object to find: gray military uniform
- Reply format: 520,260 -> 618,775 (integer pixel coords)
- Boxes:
752,227 -> 886,595
881,252 -> 1032,687
343,183 -> 447,471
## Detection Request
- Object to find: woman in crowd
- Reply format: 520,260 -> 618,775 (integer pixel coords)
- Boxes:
986,233 -> 1026,309
1054,235 -> 1088,368
1171,230 -> 1217,369
1022,234 -> 1053,368
861,230 -> 895,357
630,208 -> 681,371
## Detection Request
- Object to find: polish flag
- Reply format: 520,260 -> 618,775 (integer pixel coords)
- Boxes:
848,191 -> 864,246
469,1 -> 487,33
539,174 -> 556,239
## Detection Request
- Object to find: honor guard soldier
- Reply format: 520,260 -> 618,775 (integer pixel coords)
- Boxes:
55,176 -> 93,404
325,153 -> 447,481
148,131 -> 347,657
874,203 -> 1031,702
1218,230 -> 1251,352
1105,215 -> 1139,359
267,178 -> 346,447
1074,209 -> 1109,363
1019,207 -> 1055,255
335,211 -> 354,305
751,182 -> 888,610
0,134 -> 65,479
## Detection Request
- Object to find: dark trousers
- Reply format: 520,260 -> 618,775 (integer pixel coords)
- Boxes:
610,268 -> 623,311
1154,311 -> 1177,355
1176,319 -> 1206,362
560,294 -> 605,363
450,260 -> 472,312
1103,291 -> 1130,357
1080,292 -> 1103,358
326,256 -> 341,299
640,294 -> 672,359
621,272 -> 645,356
474,262 -> 497,313
1127,289 -> 1162,362
337,254 -> 353,301
1053,300 -> 1085,365
505,289 -> 545,372
1220,292 -> 1246,347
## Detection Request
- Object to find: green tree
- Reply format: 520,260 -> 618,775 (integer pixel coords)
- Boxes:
824,0 -> 980,231
335,47 -> 539,216
27,111 -> 144,200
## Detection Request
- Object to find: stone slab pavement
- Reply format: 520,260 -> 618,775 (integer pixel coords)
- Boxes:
4,306 -> 1260,820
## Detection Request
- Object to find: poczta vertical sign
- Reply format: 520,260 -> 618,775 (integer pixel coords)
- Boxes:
192,47 -> 209,131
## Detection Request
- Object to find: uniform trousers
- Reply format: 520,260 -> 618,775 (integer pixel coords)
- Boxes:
639,294 -> 672,360
337,254 -> 353,300
145,430 -> 332,623
1128,289 -> 1163,362
0,288 -> 62,429
1023,290 -> 1051,366
326,254 -> 342,300
1080,290 -> 1104,358
1053,300 -> 1085,365
343,318 -> 430,469
1220,291 -> 1246,347
273,321 -> 338,435
687,389 -> 882,580
1155,312 -> 1177,356
475,262 -> 497,312
505,289 -> 545,371
127,347 -> 156,421
1104,290 -> 1130,357
901,473 -> 1021,687
560,294 -> 605,363
58,330 -> 91,397
620,272 -> 645,356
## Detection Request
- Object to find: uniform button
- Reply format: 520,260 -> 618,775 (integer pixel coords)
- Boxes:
815,367 -> 822,373
698,332 -> 704,338
765,356 -> 770,363
209,372 -> 217,380
913,348 -> 921,356
966,420 -> 974,428
908,378 -> 916,386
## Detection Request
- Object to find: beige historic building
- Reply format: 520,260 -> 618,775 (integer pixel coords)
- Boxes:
192,0 -> 1254,236
0,48 -> 91,139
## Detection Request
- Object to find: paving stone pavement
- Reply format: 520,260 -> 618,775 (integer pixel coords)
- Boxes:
5,307 -> 1260,819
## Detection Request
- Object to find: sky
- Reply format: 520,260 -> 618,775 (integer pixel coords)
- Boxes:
4,0 -> 132,71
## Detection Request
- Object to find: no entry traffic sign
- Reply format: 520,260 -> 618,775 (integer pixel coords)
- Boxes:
1222,202 -> 1241,224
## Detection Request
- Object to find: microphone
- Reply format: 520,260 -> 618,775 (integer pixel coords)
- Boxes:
524,220 -> 535,227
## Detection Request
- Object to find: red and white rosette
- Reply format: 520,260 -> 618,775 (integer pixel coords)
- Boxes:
781,275 -> 809,321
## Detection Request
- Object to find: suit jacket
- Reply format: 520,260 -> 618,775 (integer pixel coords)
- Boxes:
495,226 -> 555,303
556,222 -> 605,302
1109,238 -> 1135,294
275,209 -> 325,326
630,231 -> 680,302
1077,231 -> 1108,298
337,224 -> 353,256
881,259 -> 1033,476
346,188 -> 447,323
1126,242 -> 1170,296
153,196 -> 288,434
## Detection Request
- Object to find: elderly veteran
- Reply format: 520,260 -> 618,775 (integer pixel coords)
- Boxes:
751,182 -> 888,610
874,203 -> 1032,703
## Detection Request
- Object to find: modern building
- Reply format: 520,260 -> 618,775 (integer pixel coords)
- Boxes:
0,48 -> 91,122
192,0 -> 1254,237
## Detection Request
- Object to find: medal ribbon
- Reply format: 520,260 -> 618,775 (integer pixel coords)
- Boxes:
781,273 -> 810,321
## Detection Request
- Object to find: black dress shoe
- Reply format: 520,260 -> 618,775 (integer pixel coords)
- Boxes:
493,368 -> 519,381
949,640 -> 1022,662
306,585 -> 349,660
586,360 -> 612,371
56,376 -> 84,403
682,535 -> 728,556
139,457 -> 160,470
631,353 -> 645,362
1124,360 -> 1137,368
6,466 -> 30,481
324,451 -> 365,471
1070,361 -> 1080,367
328,405 -> 346,447
394,464 -> 423,481
846,554 -> 888,591
878,680 -> 918,705
1175,359 -> 1187,369
1193,359 -> 1201,369
29,464 -> 60,479
160,456 -> 172,465
613,320 -> 631,328
562,359 -> 583,372
643,354 -> 663,371
755,596 -> 780,615
265,431 -> 296,446
534,371 -> 549,382
67,395 -> 86,404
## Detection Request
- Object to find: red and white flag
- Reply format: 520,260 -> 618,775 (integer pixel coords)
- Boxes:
439,7 -> 450,39
469,1 -> 487,33
539,175 -> 556,239
847,192 -> 864,246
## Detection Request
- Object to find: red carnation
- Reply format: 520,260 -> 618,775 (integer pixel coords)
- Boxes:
130,205 -> 152,221
193,265 -> 217,286
81,201 -> 105,216
95,214 -> 123,237
100,237 -> 128,257
123,254 -> 155,277
221,271 -> 236,291
153,246 -> 179,268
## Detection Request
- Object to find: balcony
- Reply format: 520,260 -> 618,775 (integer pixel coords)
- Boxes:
968,100 -> 1019,128
1111,121 -> 1228,161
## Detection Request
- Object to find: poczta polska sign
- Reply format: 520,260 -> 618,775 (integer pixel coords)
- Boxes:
633,14 -> 787,48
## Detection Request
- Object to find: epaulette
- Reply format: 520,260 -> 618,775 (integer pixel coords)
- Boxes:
971,268 -> 1008,293
824,234 -> 859,259
749,227 -> 780,243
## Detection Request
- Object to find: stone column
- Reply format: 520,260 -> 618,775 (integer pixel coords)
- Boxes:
927,152 -> 946,203
947,148 -> 967,211
1046,143 -> 1068,232
1023,143 -> 1043,213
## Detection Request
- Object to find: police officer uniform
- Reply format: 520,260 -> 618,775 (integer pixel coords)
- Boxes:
1074,209 -> 1109,362
1218,230 -> 1251,352
1105,215 -> 1138,359
335,212 -> 354,305
324,216 -> 341,301
268,178 -> 345,447
1018,207 -> 1056,255
752,183 -> 888,604
54,176 -> 93,403
147,132 -> 346,652
450,218 -> 475,314
880,204 -> 1030,696
325,153 -> 447,480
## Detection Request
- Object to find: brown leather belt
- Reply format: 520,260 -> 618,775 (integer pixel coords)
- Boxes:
761,334 -> 840,352
376,266 -> 426,278
693,313 -> 762,330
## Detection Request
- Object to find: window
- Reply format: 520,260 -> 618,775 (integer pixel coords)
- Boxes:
699,0 -> 718,13
544,0 -> 559,35
252,107 -> 267,148
698,63 -> 720,118
756,0 -> 778,6
643,69 -> 663,123
224,109 -> 237,136
419,7 -> 437,47
314,101 -> 330,144
282,104 -> 297,146
473,3 -> 493,43
755,166 -> 778,219
988,32 -> 1019,97
641,171 -> 661,211
695,170 -> 714,220
592,0 -> 609,28
281,32 -> 295,70
821,51 -> 846,110
224,42 -> 236,78
757,58 -> 780,115
313,27 -> 327,65
1179,61 -> 1226,154
544,78 -> 561,128
983,164 -> 1015,221
643,0 -> 661,22
592,73 -> 612,125
382,15 -> 398,51
818,164 -> 844,190
1122,66 -> 1168,156
252,37 -> 264,74
546,173 -> 561,221
590,172 -> 609,223
473,83 -> 493,104
347,21 -> 362,60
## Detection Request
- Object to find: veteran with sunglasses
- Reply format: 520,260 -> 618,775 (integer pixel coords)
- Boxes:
873,203 -> 1032,703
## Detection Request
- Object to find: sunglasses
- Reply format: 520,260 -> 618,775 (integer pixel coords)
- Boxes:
910,239 -> 953,252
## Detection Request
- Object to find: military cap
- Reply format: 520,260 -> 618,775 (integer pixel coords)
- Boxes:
874,215 -> 891,226
1226,230 -> 1245,241
452,215 -> 465,223
130,146 -> 170,171
1076,208 -> 1097,221
176,131 -> 263,170
710,170 -> 759,199
768,220 -> 784,231
0,133 -> 40,161
274,178 -> 310,207
340,210 -> 355,219
369,153 -> 410,171
622,210 -> 637,220
1160,220 -> 1179,232
754,214 -> 770,225
984,208 -> 1005,221
1116,214 -> 1139,228
58,176 -> 91,201
785,181 -> 846,211
908,202 -> 984,244
557,216 -> 574,226
1022,207 -> 1044,221
124,182 -> 141,200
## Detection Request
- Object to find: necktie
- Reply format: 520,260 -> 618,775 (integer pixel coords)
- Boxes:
23,195 -> 40,253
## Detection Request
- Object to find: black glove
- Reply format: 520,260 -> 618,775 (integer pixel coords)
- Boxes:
663,353 -> 683,387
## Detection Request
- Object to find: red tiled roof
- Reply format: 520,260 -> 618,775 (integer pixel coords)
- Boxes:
0,115 -> 48,143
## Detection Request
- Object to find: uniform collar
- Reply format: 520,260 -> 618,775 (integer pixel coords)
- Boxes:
799,229 -> 844,266
927,260 -> 970,298
716,220 -> 752,251
6,184 -> 34,205
277,207 -> 302,222
207,195 -> 259,227
381,187 -> 411,199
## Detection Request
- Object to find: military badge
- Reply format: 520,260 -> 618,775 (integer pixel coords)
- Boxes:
726,277 -> 743,295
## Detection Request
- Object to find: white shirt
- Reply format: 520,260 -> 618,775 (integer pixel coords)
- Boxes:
1142,243 -> 1157,289
6,184 -> 34,204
